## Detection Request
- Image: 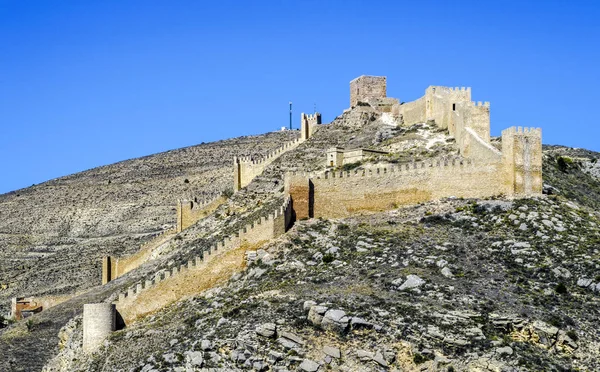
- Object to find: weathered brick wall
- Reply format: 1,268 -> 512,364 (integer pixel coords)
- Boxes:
350,76 -> 387,107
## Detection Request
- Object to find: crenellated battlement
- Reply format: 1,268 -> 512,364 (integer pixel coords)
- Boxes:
102,226 -> 177,285
176,192 -> 224,233
288,157 -> 478,182
235,137 -> 303,167
138,227 -> 177,250
234,136 -> 303,191
303,113 -> 320,122
429,86 -> 472,93
301,112 -> 322,140
113,197 -> 293,308
502,126 -> 542,136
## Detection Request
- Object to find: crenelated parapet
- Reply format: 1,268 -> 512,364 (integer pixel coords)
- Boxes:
301,112 -> 322,140
112,196 -> 293,308
102,226 -> 177,285
501,126 -> 542,136
234,136 -> 304,191
287,156 -> 477,181
176,192 -> 223,232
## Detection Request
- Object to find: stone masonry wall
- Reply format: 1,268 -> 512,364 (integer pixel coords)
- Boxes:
425,86 -> 472,129
452,101 -> 490,142
103,227 -> 176,284
393,97 -> 426,126
460,128 -> 503,162
102,194 -> 228,285
301,112 -> 321,141
350,75 -> 387,108
234,136 -> 303,191
288,160 -> 509,219
502,127 -> 543,195
112,197 -> 293,324
176,195 -> 224,232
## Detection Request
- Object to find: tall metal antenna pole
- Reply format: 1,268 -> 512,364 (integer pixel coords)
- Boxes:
289,101 -> 292,130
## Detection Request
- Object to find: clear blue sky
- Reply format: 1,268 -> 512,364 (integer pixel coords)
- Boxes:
1,0 -> 599,194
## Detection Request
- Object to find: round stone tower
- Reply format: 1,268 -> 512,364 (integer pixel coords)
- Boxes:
82,303 -> 116,353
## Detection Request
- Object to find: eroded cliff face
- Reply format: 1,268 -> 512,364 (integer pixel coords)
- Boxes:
2,105 -> 600,371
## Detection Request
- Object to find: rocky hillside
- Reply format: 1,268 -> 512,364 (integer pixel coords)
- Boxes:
45,194 -> 600,372
1,104 -> 600,371
0,131 -> 298,314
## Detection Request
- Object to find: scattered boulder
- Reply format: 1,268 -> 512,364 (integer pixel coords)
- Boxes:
184,350 -> 203,367
277,331 -> 305,349
299,359 -> 320,371
322,345 -> 341,359
398,274 -> 425,290
441,267 -> 454,278
308,305 -> 328,326
496,346 -> 513,356
321,309 -> 350,332
255,323 -> 277,338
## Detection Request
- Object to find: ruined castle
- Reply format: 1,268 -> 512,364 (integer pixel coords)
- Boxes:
20,75 -> 543,352
287,75 -> 542,219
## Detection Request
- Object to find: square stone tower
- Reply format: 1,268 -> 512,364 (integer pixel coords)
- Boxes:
350,75 -> 386,107
502,127 -> 543,195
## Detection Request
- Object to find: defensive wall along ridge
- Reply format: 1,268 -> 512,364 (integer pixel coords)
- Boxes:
286,125 -> 542,220
176,193 -> 224,233
233,112 -> 322,192
84,197 -> 293,351
102,193 -> 225,285
80,75 -> 543,352
102,227 -> 176,285
233,136 -> 303,192
112,197 -> 292,323
285,76 -> 543,220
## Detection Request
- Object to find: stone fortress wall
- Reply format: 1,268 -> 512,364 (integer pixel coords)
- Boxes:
83,74 -> 543,350
286,159 -> 507,219
176,193 -> 224,232
102,227 -> 176,285
233,136 -> 305,192
286,76 -> 542,219
101,193 -> 226,285
110,197 -> 293,323
301,112 -> 322,141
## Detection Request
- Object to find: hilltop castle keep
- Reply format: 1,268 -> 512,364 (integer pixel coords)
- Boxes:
286,76 -> 542,219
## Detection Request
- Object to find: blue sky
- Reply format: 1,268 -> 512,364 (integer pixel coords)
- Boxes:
1,0 -> 599,194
